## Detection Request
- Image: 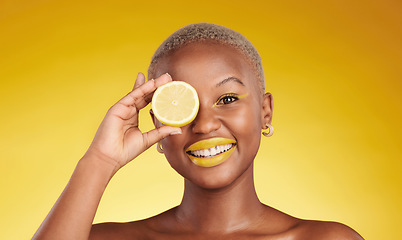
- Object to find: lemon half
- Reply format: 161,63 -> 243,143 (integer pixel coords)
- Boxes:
152,81 -> 199,127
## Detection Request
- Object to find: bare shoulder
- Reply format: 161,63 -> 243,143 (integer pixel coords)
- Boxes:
88,207 -> 176,240
297,220 -> 364,240
89,220 -> 147,240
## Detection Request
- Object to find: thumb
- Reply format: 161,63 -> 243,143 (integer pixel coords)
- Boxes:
142,126 -> 182,149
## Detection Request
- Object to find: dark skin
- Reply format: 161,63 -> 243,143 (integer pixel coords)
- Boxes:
90,42 -> 364,239
33,41 -> 364,240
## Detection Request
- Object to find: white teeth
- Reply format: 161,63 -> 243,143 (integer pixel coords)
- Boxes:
211,148 -> 216,156
188,143 -> 234,158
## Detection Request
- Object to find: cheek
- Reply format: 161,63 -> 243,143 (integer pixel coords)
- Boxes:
220,104 -> 262,137
160,134 -> 188,171
220,104 -> 262,156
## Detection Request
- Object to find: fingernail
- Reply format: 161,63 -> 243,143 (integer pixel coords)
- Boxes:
170,131 -> 182,135
165,73 -> 171,77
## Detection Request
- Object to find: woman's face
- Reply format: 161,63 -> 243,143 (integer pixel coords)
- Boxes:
153,42 -> 272,189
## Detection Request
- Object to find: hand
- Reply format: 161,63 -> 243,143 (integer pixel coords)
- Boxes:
85,73 -> 181,173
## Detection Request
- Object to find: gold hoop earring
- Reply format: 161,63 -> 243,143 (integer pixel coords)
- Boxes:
156,142 -> 164,154
262,123 -> 274,137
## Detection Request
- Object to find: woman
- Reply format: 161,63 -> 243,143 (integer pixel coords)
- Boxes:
33,23 -> 364,240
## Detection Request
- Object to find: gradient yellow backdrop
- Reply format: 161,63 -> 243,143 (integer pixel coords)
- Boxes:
1,0 -> 401,239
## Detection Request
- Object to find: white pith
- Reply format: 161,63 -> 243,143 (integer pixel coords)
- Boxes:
187,143 -> 234,158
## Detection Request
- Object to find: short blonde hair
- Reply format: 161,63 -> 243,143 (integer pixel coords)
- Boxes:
148,23 -> 265,93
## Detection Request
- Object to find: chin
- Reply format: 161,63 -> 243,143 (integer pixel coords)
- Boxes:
166,146 -> 257,190
181,159 -> 254,191
190,172 -> 237,190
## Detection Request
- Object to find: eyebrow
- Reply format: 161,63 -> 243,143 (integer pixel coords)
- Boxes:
216,76 -> 245,87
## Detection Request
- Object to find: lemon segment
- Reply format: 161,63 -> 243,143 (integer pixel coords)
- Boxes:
152,81 -> 199,127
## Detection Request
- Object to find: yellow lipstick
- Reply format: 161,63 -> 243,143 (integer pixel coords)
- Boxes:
186,138 -> 236,167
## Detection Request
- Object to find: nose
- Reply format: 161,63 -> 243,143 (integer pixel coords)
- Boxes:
191,105 -> 221,134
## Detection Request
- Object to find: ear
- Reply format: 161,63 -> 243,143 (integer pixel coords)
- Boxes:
261,92 -> 273,129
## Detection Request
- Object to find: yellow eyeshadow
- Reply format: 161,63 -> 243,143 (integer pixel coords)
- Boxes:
237,93 -> 248,99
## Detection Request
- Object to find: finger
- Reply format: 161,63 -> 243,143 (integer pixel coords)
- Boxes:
132,73 -> 173,109
107,101 -> 139,122
119,73 -> 172,108
134,92 -> 153,110
142,125 -> 181,149
135,73 -> 173,107
153,72 -> 173,88
133,72 -> 146,90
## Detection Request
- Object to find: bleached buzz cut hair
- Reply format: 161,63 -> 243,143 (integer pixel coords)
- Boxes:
148,23 -> 265,93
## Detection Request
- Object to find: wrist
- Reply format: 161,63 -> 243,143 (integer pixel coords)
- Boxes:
80,150 -> 121,180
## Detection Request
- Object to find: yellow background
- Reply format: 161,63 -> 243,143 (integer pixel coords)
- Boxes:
1,0 -> 401,239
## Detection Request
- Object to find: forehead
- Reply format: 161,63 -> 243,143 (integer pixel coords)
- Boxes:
154,42 -> 260,92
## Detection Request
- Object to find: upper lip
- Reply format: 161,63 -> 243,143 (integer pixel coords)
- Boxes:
185,137 -> 236,152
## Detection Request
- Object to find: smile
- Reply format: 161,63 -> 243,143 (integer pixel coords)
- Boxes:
187,143 -> 234,158
185,138 -> 236,167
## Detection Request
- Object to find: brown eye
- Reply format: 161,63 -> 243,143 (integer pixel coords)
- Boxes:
216,94 -> 239,105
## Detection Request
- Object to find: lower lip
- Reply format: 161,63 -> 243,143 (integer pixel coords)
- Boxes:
187,145 -> 236,167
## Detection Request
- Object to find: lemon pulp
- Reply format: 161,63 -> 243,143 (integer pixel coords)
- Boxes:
152,81 -> 199,127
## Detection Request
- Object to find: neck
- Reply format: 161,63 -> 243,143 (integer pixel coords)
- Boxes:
173,164 -> 265,233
